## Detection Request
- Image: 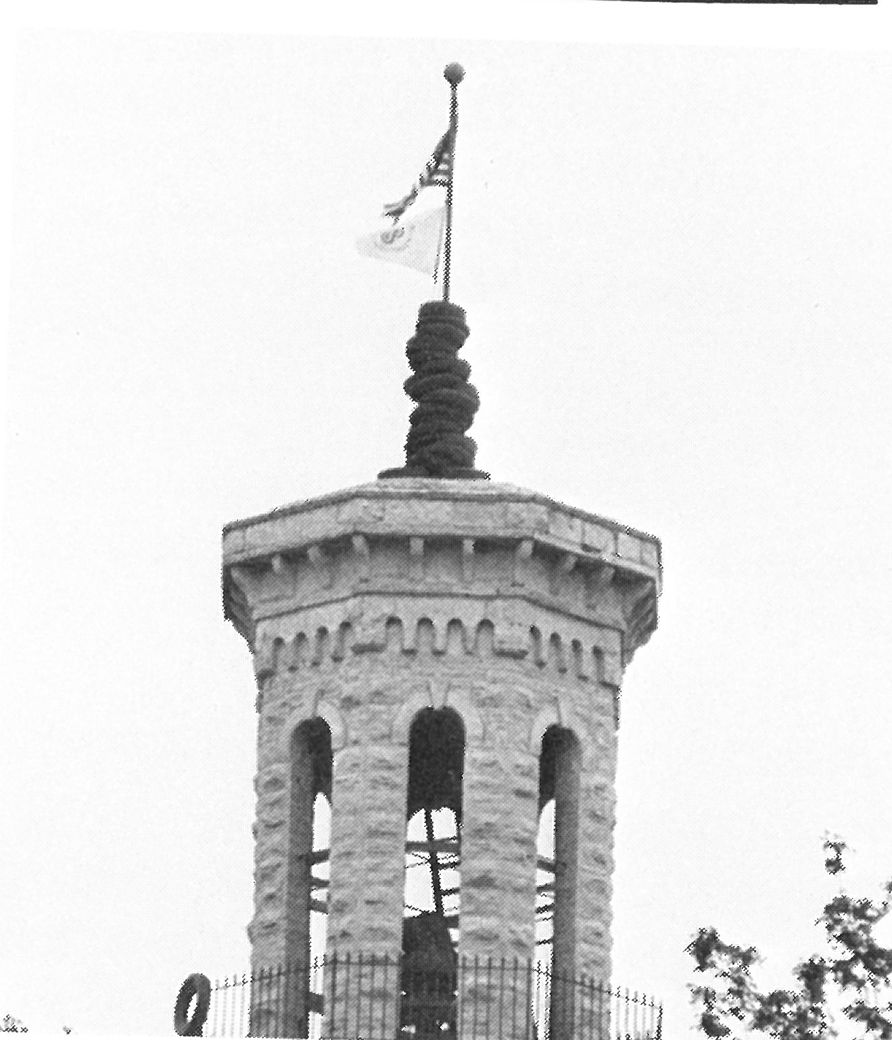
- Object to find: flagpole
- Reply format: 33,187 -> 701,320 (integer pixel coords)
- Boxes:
442,63 -> 464,303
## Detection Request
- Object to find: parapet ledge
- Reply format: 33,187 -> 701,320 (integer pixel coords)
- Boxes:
224,479 -> 660,573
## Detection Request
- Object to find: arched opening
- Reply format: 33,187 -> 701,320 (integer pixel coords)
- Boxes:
309,792 -> 331,963
538,725 -> 582,1040
535,800 -> 556,952
401,708 -> 465,1039
285,717 -> 332,1037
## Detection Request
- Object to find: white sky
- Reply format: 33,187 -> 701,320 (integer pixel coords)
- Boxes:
3,3 -> 892,1037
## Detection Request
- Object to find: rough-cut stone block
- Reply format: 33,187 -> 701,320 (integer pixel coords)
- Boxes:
615,531 -> 640,562
549,509 -> 583,545
640,540 -> 659,568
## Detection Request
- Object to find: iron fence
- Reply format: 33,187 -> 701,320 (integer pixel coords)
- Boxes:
176,955 -> 661,1039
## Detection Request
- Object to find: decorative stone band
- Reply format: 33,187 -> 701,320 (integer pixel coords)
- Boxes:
228,541 -> 653,663
252,614 -> 620,686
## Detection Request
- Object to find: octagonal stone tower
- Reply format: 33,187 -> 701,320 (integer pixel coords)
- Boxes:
222,475 -> 660,1039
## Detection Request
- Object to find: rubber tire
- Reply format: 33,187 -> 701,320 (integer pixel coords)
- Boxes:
174,973 -> 211,1036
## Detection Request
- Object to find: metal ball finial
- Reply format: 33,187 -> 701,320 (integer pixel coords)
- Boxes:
444,63 -> 465,86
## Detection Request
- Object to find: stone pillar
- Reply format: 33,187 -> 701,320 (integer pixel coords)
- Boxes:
551,731 -> 582,1040
324,739 -> 408,1040
458,739 -> 539,1040
248,726 -> 317,1037
283,729 -> 316,1037
249,759 -> 290,969
576,730 -> 619,981
248,755 -> 291,1038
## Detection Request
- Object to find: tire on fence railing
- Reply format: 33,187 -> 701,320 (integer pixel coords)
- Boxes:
174,973 -> 211,1036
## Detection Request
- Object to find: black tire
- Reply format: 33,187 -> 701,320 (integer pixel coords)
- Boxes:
174,973 -> 211,1036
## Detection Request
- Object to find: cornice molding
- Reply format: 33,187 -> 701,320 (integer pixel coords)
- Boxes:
223,482 -> 661,679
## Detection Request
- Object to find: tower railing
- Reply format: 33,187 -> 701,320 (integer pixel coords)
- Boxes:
178,955 -> 662,1040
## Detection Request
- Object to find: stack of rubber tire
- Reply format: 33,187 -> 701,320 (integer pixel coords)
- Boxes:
379,300 -> 488,480
174,974 -> 210,1036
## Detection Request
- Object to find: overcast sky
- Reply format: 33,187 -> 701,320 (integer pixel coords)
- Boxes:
4,5 -> 892,1038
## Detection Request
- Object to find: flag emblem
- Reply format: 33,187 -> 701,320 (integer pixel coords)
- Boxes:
356,205 -> 446,278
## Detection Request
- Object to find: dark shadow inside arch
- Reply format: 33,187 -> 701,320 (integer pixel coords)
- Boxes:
538,724 -> 579,809
401,707 -> 465,1040
406,707 -> 464,822
296,716 -> 333,802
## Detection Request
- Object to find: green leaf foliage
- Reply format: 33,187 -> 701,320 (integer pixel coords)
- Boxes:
688,839 -> 892,1038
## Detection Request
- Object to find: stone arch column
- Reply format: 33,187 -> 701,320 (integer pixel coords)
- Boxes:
575,720 -> 618,984
323,695 -> 410,1040
250,712 -> 334,1038
540,725 -> 583,1040
536,716 -> 615,1040
457,692 -> 540,1040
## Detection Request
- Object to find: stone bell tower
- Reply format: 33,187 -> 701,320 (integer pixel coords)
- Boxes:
221,298 -> 661,1040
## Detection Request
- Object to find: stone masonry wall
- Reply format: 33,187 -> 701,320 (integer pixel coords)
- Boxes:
248,608 -> 622,960
224,480 -> 660,1037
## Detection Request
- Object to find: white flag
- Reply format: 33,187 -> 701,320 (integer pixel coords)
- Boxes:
356,205 -> 446,278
